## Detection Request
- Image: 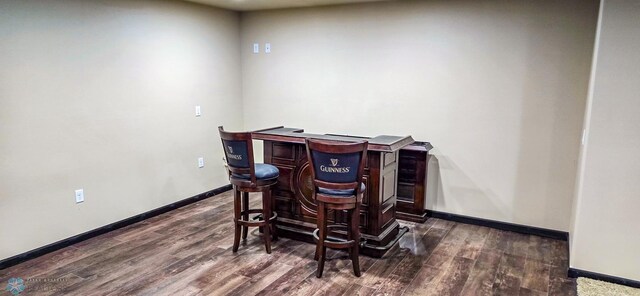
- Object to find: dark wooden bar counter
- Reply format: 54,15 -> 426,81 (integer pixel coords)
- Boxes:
252,126 -> 415,257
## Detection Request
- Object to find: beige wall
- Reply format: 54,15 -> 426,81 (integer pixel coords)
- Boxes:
570,0 -> 640,281
241,0 -> 598,231
0,0 -> 241,260
1,0 -> 613,268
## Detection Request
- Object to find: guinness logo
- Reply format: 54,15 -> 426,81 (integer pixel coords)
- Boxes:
320,158 -> 350,174
227,145 -> 242,160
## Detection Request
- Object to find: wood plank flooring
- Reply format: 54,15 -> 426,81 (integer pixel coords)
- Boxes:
0,190 -> 576,295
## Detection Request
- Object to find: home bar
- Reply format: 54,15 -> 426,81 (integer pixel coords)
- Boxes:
252,126 -> 431,257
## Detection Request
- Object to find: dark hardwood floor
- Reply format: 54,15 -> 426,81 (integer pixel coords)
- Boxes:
0,190 -> 576,295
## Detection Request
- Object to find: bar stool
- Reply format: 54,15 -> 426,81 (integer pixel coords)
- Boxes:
305,138 -> 367,278
219,126 -> 278,254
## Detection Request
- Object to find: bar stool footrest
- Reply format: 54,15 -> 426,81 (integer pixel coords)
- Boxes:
237,210 -> 277,227
313,225 -> 356,249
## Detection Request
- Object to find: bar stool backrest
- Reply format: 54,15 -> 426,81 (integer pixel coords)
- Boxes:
305,138 -> 368,194
219,126 -> 256,184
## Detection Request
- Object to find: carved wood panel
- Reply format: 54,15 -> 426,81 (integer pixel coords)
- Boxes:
264,140 -> 398,240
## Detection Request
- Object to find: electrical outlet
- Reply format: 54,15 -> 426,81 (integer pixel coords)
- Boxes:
198,157 -> 204,168
195,106 -> 201,117
265,43 -> 271,53
75,189 -> 84,203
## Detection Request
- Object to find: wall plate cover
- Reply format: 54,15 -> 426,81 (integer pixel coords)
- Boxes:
75,189 -> 84,203
198,157 -> 204,168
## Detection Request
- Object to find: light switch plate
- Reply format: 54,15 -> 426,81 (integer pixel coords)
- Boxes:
198,157 -> 204,168
253,43 -> 259,54
195,106 -> 201,117
265,43 -> 271,53
75,189 -> 84,203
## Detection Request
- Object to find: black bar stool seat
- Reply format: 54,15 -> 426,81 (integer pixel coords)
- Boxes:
231,163 -> 279,180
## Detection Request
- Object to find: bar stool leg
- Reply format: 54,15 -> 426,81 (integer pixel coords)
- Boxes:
271,206 -> 278,242
350,204 -> 361,277
261,189 -> 272,254
316,202 -> 327,278
314,201 -> 323,261
242,191 -> 249,240
314,224 -> 320,261
232,187 -> 242,253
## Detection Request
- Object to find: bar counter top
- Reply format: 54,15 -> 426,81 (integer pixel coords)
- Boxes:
252,126 -> 416,152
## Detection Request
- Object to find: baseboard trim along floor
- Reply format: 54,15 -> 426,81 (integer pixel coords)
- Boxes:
569,268 -> 640,289
0,184 -> 232,270
425,210 -> 569,241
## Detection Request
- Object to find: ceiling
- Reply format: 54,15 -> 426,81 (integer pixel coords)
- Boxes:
182,0 -> 392,11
